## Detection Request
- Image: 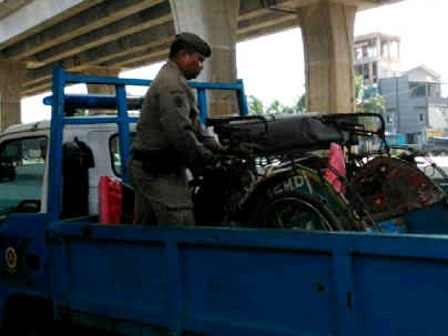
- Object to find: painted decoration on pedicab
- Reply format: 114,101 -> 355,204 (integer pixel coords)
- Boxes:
350,156 -> 446,223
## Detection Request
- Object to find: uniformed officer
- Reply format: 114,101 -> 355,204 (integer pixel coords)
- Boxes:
128,32 -> 220,226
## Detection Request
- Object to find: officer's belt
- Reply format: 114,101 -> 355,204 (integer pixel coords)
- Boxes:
132,149 -> 184,174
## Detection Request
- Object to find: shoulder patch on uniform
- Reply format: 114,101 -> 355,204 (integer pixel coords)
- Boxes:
174,95 -> 184,108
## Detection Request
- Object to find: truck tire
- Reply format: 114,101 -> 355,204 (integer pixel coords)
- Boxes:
251,193 -> 343,231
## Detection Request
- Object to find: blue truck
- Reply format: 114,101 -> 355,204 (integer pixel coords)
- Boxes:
2,67 -> 448,335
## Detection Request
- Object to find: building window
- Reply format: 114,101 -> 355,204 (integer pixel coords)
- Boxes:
409,82 -> 426,97
372,62 -> 378,83
362,64 -> 369,81
427,83 -> 441,98
381,41 -> 389,58
406,133 -> 419,144
390,41 -> 399,59
419,113 -> 424,122
355,47 -> 363,60
367,45 -> 377,58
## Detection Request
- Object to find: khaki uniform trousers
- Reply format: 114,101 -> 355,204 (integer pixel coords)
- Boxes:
128,159 -> 194,227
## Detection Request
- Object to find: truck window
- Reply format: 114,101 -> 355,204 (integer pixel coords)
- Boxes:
0,136 -> 47,216
109,133 -> 134,177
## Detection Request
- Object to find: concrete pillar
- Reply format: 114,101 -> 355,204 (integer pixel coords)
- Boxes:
169,0 -> 240,116
0,60 -> 26,131
84,67 -> 121,115
85,67 -> 121,95
299,1 -> 357,113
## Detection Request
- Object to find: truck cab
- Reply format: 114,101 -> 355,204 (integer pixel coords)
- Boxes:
0,120 -> 131,221
0,121 -> 48,217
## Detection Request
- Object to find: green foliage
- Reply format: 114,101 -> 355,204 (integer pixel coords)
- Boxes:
266,100 -> 283,114
248,76 -> 385,116
296,94 -> 306,113
248,95 -> 264,115
248,94 -> 306,115
355,75 -> 385,114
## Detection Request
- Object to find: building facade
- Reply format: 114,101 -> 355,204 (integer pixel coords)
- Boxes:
354,33 -> 448,146
379,67 -> 448,145
354,33 -> 401,84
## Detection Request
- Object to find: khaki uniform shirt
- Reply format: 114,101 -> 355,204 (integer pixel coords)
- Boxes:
129,60 -> 215,209
133,60 -> 214,164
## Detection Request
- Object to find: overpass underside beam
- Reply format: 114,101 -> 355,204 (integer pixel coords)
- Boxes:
1,0 -> 400,100
300,1 -> 356,113
18,0 -> 304,97
169,0 -> 240,116
0,61 -> 25,131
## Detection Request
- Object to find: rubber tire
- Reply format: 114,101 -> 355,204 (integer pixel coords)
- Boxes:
251,193 -> 343,231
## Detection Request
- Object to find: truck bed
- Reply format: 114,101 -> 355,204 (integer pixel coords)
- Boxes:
46,221 -> 448,335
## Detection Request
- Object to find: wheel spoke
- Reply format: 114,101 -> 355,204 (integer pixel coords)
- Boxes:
265,196 -> 334,231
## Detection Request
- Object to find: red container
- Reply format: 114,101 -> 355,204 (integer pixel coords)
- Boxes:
98,176 -> 122,224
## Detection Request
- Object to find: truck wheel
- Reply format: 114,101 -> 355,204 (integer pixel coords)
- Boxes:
252,194 -> 342,231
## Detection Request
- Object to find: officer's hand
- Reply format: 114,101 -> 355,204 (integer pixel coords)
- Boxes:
215,141 -> 228,153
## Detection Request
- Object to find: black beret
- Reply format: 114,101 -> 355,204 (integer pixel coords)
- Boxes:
174,32 -> 212,58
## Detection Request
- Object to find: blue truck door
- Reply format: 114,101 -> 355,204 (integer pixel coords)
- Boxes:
0,134 -> 50,331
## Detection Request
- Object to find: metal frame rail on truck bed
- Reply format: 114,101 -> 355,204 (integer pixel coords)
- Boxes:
2,67 -> 448,335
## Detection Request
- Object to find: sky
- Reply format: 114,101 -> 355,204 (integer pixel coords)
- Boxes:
20,0 -> 448,123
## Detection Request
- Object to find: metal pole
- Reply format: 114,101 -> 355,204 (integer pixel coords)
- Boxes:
396,77 -> 400,134
48,65 -> 66,222
237,79 -> 248,116
197,88 -> 208,124
116,85 -> 131,185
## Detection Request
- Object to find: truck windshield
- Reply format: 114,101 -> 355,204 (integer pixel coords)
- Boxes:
0,136 -> 47,216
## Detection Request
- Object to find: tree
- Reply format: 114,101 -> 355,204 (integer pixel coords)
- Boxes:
248,95 -> 306,115
248,77 -> 385,116
266,100 -> 284,114
295,94 -> 306,113
355,75 -> 385,114
248,95 -> 264,115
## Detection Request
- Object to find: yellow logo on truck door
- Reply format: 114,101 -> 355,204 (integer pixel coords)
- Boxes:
5,246 -> 17,272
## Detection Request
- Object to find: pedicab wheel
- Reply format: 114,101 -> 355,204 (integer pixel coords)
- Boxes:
254,194 -> 343,231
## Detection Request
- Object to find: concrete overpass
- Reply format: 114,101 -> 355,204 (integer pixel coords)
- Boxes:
0,0 -> 402,129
